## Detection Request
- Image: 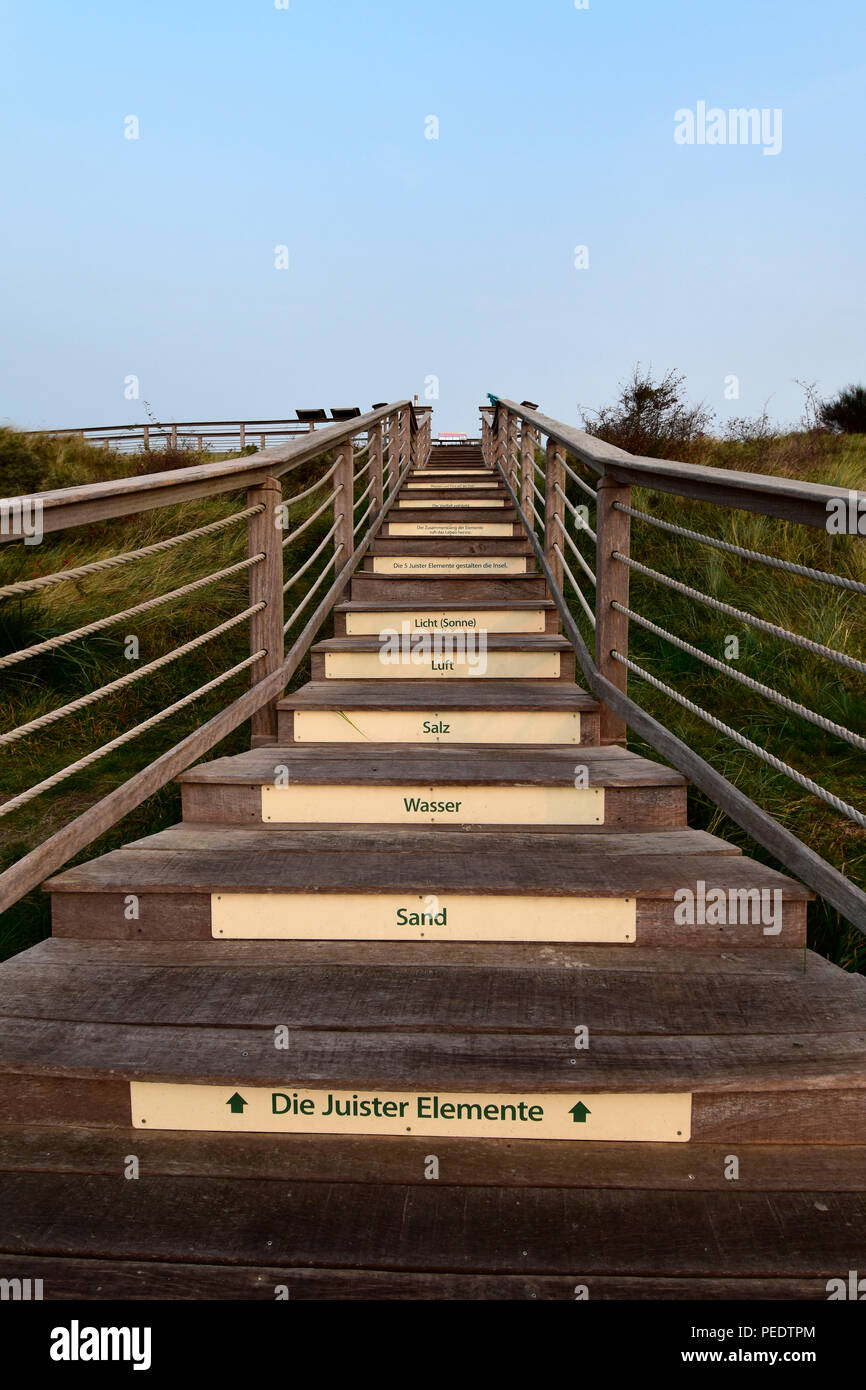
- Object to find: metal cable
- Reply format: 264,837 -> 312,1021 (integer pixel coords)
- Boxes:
283,546 -> 344,633
0,554 -> 263,670
612,602 -> 866,753
552,513 -> 597,585
611,651 -> 866,828
0,651 -> 264,819
281,487 -> 340,548
553,544 -> 596,628
554,483 -> 597,539
0,505 -> 265,599
614,502 -> 866,596
283,516 -> 342,592
614,553 -> 866,676
0,604 -> 264,747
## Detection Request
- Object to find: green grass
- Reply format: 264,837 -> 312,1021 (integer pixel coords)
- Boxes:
553,429 -> 866,973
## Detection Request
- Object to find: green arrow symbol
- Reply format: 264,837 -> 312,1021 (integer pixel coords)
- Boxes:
569,1101 -> 591,1123
226,1091 -> 248,1114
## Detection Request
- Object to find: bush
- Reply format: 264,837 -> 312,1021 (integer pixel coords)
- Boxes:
580,365 -> 714,460
821,384 -> 866,434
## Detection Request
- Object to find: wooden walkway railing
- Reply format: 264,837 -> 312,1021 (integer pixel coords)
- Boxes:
483,398 -> 866,932
0,400 -> 431,914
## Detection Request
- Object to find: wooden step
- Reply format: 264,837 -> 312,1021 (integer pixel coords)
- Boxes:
310,634 -> 575,681
350,573 -> 549,602
333,601 -> 558,636
45,828 -> 806,945
395,497 -> 508,508
277,679 -> 598,743
2,1175 -> 864,1298
176,745 -> 688,830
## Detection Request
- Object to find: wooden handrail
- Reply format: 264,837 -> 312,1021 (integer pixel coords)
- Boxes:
493,398 -> 866,530
1,401 -> 417,540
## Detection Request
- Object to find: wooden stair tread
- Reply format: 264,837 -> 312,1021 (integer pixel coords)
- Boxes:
119,825 -> 735,857
0,1013 -> 862,1091
278,679 -> 596,709
1,1174 -> 864,1277
334,600 -> 556,612
44,842 -> 806,897
1,947 -> 856,1035
311,634 -> 573,653
176,744 -> 685,786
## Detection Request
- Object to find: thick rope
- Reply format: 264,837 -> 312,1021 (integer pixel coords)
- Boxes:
0,652 -> 264,818
612,651 -> 866,828
0,504 -> 265,599
614,501 -> 866,595
552,512 -> 597,586
560,455 -> 598,501
553,544 -> 596,628
0,555 -> 263,670
613,602 -> 866,753
554,483 -> 597,539
281,487 -> 340,548
282,516 -> 342,592
0,603 -> 264,747
615,552 -> 866,676
282,457 -> 341,508
283,546 -> 344,633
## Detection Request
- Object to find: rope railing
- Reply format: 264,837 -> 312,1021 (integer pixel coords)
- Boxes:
611,650 -> 866,830
0,604 -> 265,749
281,488 -> 340,547
613,551 -> 866,677
612,501 -> 866,595
283,546 -> 345,633
0,652 -> 264,820
484,394 -> 866,932
282,457 -> 342,509
612,601 -> 866,754
0,504 -> 264,599
282,515 -> 343,592
0,554 -> 263,671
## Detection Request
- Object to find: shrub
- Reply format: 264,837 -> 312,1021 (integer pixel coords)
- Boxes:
821,384 -> 866,434
580,365 -> 714,460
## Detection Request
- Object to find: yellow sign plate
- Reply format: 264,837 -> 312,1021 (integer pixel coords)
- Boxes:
323,652 -> 561,679
372,557 -> 528,575
397,498 -> 505,508
291,709 -> 582,744
131,1082 -> 691,1142
212,891 -> 634,941
388,522 -> 513,537
344,610 -> 546,635
406,482 -> 500,490
262,784 -> 604,825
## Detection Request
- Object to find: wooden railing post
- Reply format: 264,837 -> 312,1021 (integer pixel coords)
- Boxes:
544,439 -> 566,590
520,422 -> 537,516
399,407 -> 410,472
368,421 -> 384,513
595,475 -> 631,744
247,476 -> 285,747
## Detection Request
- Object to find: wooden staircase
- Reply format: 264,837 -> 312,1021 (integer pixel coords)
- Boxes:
2,441 -> 865,1300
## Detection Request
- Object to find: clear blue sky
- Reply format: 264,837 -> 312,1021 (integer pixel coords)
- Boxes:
1,0 -> 864,436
